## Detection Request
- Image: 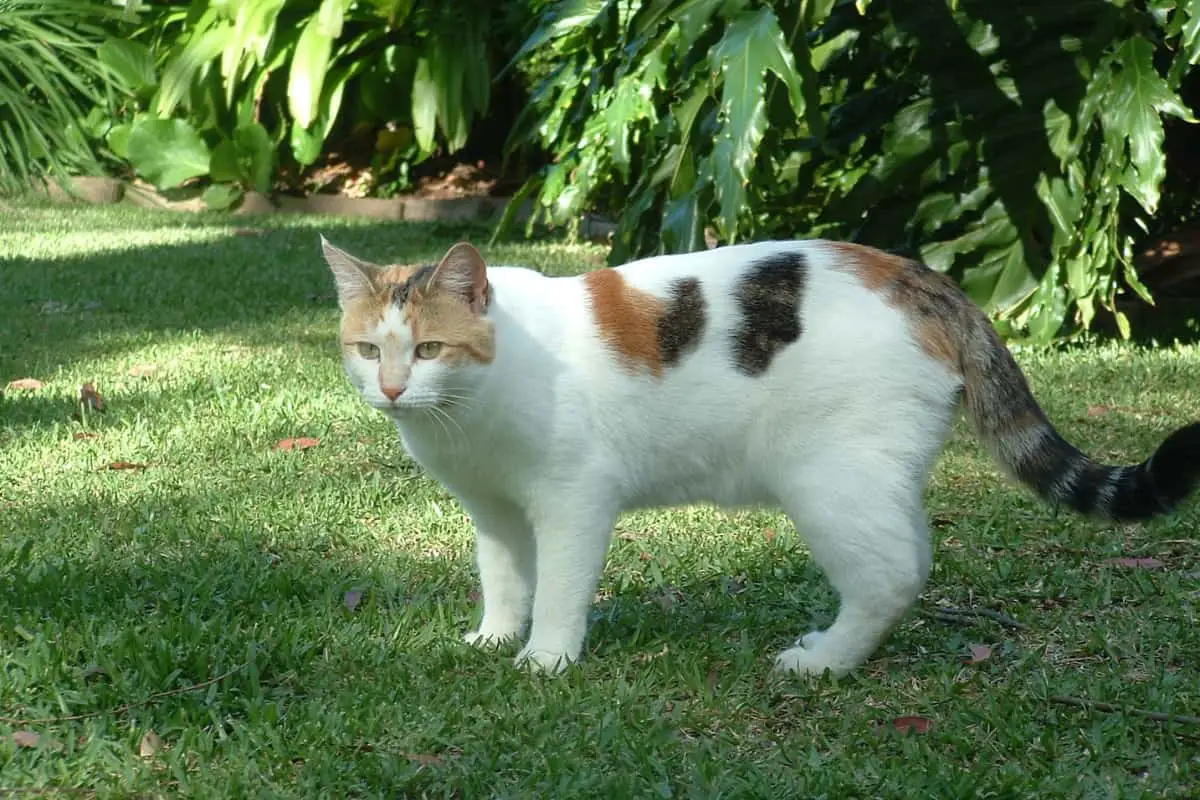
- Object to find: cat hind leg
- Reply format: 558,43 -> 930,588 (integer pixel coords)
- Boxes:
774,464 -> 933,678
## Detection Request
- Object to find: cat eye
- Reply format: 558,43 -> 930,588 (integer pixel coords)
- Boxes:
415,341 -> 443,360
356,342 -> 380,359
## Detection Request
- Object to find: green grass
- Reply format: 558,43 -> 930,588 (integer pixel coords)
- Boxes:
2,202 -> 1198,798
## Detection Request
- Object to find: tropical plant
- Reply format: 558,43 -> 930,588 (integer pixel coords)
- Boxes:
91,0 -> 503,206
0,0 -> 130,194
502,0 -> 1200,343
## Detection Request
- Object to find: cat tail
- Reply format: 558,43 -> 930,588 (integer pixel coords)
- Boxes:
959,315 -> 1200,522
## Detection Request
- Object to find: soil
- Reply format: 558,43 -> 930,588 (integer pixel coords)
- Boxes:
282,151 -> 521,201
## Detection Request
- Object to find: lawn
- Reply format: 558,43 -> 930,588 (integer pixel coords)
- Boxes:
1,201 -> 1198,798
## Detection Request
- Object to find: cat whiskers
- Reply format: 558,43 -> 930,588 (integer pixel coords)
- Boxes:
423,402 -> 468,446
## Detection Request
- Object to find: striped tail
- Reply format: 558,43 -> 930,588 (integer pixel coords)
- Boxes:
960,317 -> 1200,522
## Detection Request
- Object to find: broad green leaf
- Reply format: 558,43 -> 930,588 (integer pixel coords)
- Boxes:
1182,0 -> 1200,64
125,118 -> 211,189
606,77 -> 656,176
290,122 -> 322,166
220,0 -> 286,104
288,15 -> 333,129
154,25 -> 227,116
236,122 -> 275,193
1102,37 -> 1194,214
662,190 -> 705,252
97,38 -> 156,91
411,55 -> 437,153
1035,173 -> 1082,250
106,123 -> 133,159
672,84 -> 708,146
1114,309 -> 1131,340
316,0 -> 349,37
506,0 -> 615,69
209,140 -> 244,183
708,7 -> 805,239
202,183 -> 242,210
432,39 -> 468,151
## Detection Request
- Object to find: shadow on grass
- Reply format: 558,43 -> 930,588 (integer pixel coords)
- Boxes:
0,469 -> 821,728
0,206 -> 513,388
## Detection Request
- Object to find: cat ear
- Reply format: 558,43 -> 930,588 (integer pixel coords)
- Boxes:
430,241 -> 490,313
320,235 -> 379,309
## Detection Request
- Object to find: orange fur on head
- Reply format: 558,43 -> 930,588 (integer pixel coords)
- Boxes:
324,238 -> 495,366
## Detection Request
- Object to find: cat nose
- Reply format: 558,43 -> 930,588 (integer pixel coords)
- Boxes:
381,385 -> 406,401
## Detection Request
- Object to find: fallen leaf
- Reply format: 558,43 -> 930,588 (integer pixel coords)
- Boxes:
763,528 -> 777,544
102,461 -> 148,471
11,730 -> 63,752
891,715 -> 932,734
1104,557 -> 1166,569
79,382 -> 105,412
1087,404 -> 1113,417
344,589 -> 363,612
11,730 -> 41,748
129,363 -> 159,378
406,753 -> 442,765
6,378 -> 43,391
73,432 -> 99,440
139,729 -> 164,758
639,551 -> 653,561
965,644 -> 993,665
275,437 -> 320,451
467,590 -> 482,604
617,531 -> 640,541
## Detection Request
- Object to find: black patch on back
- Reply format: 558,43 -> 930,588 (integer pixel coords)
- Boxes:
388,264 -> 437,306
658,277 -> 706,367
731,252 -> 807,376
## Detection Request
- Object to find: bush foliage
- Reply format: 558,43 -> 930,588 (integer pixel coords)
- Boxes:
0,0 -> 132,193
503,0 -> 1200,343
5,0 -> 1199,341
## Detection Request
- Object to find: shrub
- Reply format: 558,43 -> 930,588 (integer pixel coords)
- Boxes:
0,0 -> 131,194
503,0 -> 1200,343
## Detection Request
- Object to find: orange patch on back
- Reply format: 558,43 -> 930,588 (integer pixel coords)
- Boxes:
584,269 -> 666,376
830,242 -> 963,373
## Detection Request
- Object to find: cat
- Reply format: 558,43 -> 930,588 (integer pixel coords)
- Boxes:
320,235 -> 1199,678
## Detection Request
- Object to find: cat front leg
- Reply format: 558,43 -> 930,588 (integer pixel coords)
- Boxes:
515,493 -> 617,674
459,496 -> 535,648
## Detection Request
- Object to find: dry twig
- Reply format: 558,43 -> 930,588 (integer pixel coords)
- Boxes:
0,665 -> 243,726
929,606 -> 1029,631
1048,695 -> 1200,727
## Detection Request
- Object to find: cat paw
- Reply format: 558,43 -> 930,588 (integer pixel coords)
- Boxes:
462,628 -> 520,648
773,639 -> 852,679
514,646 -> 576,675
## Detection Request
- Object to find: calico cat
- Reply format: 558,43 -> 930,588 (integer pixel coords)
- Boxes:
320,236 -> 1199,678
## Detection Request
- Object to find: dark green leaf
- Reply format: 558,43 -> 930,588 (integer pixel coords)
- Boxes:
209,140 -> 244,184
235,122 -> 275,193
125,118 -> 211,189
202,183 -> 242,210
1101,37 -> 1194,213
97,38 -> 157,92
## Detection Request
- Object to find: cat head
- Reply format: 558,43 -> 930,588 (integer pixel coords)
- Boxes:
320,237 -> 495,416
